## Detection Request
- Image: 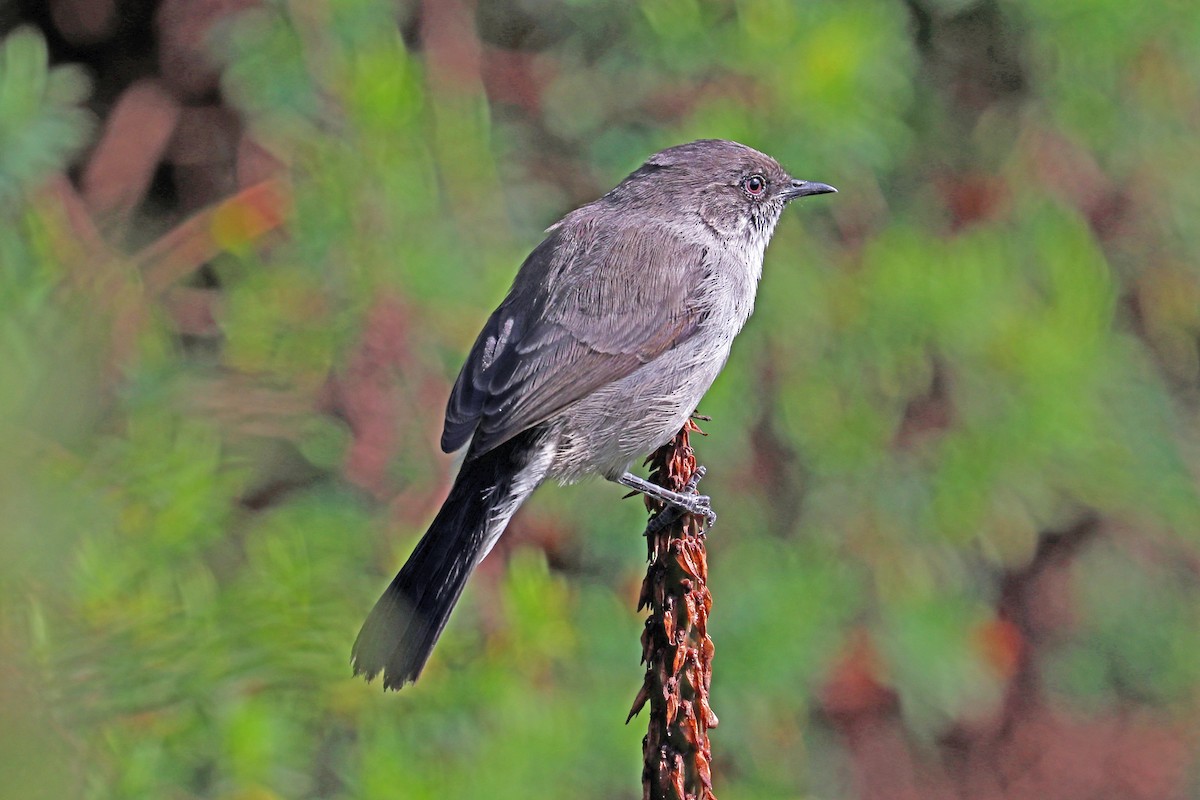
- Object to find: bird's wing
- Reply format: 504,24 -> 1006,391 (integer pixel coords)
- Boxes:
441,221 -> 709,455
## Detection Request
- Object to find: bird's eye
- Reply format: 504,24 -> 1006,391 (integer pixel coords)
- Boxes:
743,174 -> 766,197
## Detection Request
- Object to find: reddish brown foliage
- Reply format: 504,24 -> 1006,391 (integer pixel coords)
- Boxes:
630,421 -> 719,800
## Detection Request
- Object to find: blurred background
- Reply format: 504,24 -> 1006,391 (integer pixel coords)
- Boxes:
3,0 -> 1200,797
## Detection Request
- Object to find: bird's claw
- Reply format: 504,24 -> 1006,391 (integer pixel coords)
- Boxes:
620,467 -> 716,531
679,493 -> 716,528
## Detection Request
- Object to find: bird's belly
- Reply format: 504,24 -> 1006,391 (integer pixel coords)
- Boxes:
546,335 -> 731,483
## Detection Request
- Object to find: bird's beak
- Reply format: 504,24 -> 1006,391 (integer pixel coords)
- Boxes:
782,179 -> 837,201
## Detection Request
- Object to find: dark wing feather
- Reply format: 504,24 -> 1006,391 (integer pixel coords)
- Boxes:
441,220 -> 707,455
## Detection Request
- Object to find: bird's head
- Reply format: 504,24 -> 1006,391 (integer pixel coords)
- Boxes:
616,139 -> 835,258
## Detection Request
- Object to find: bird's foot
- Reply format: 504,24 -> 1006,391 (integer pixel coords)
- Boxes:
616,469 -> 716,529
670,490 -> 715,527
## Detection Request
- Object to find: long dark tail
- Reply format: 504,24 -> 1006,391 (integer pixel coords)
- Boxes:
351,427 -> 553,689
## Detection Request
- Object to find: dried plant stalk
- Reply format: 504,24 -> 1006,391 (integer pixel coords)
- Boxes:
628,419 -> 718,800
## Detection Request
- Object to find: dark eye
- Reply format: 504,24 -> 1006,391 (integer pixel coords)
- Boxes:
743,174 -> 766,197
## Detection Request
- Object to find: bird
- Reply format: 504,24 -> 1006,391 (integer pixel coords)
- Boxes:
352,139 -> 835,689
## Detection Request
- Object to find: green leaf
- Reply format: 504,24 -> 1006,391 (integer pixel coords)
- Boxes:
0,27 -> 92,207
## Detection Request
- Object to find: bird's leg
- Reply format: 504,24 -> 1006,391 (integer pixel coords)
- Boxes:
616,470 -> 716,528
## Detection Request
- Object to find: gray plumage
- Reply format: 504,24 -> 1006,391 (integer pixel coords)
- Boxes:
353,139 -> 835,689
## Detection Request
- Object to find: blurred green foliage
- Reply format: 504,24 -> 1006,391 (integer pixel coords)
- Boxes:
3,0 -> 1200,797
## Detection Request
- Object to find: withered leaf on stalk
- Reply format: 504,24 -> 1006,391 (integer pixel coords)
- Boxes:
628,683 -> 650,723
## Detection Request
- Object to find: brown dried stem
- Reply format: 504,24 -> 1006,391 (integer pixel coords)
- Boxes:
628,419 -> 718,800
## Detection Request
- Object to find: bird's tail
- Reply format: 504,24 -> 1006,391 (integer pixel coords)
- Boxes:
351,427 -> 553,689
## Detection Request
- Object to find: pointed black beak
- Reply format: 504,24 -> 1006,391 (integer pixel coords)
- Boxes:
782,179 -> 837,201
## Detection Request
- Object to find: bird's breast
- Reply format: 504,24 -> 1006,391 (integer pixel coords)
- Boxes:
697,253 -> 762,340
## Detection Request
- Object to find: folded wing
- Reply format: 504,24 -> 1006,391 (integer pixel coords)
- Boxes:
442,220 -> 709,455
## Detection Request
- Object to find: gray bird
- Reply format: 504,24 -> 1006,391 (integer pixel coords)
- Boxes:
352,139 -> 835,689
